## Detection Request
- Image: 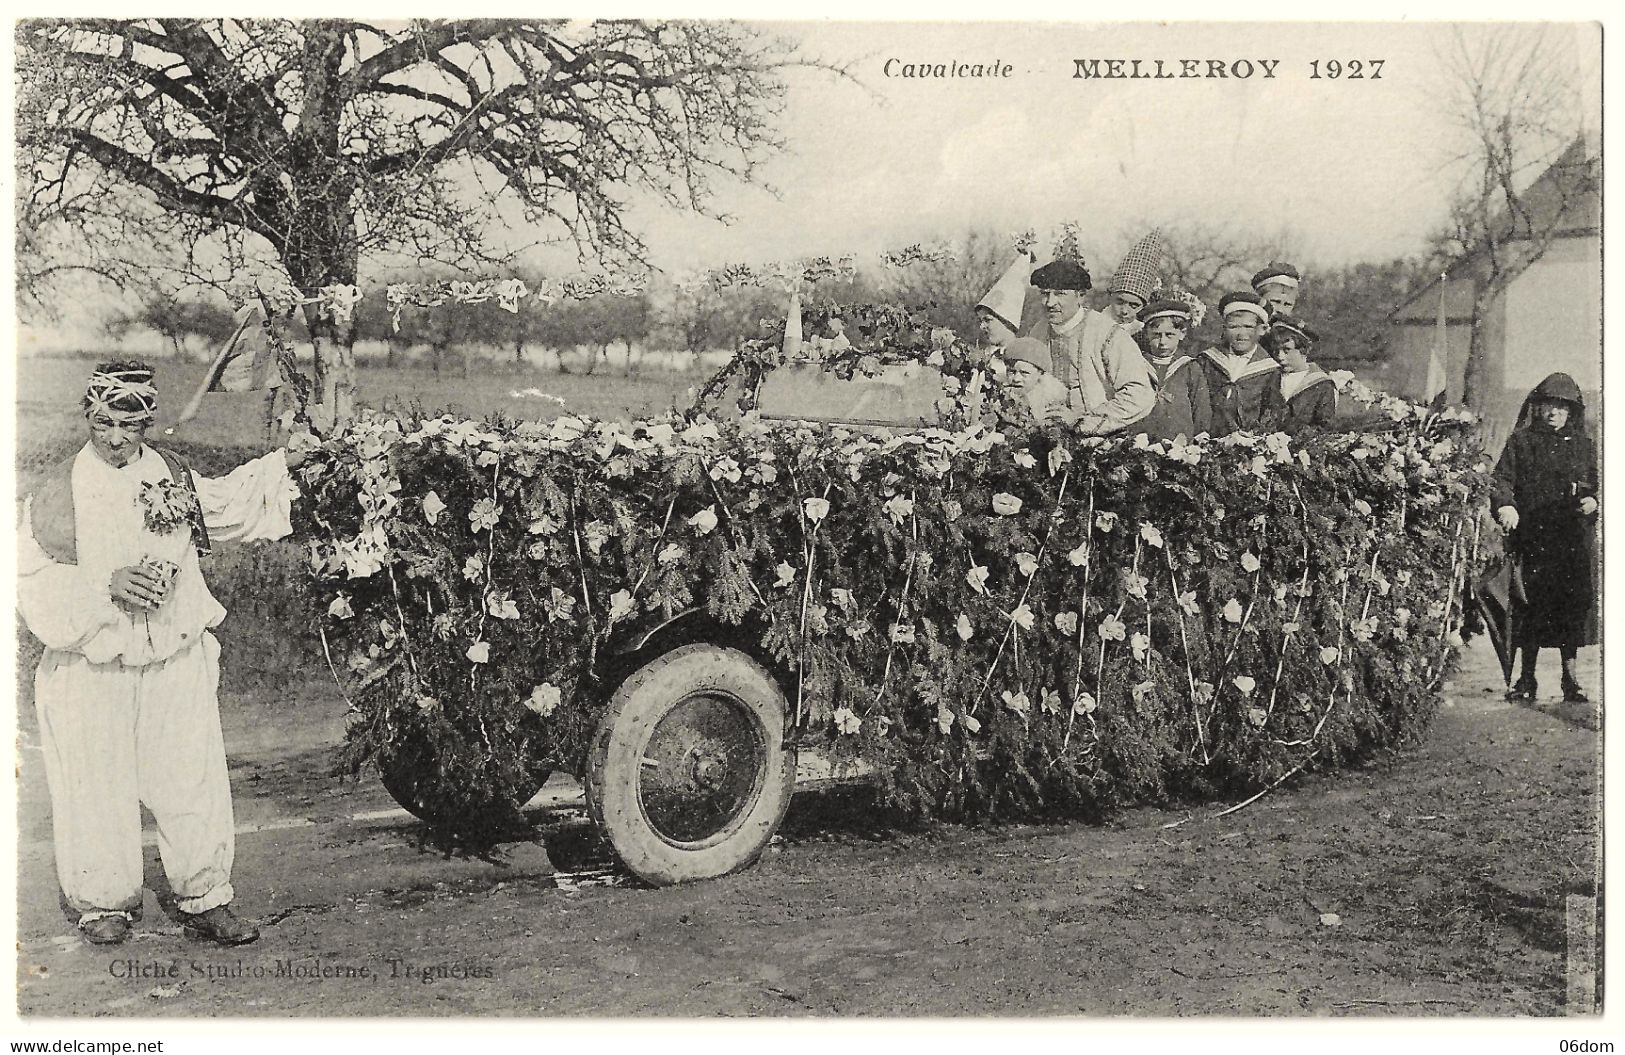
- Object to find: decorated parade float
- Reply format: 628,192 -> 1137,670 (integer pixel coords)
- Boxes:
286,261 -> 1493,888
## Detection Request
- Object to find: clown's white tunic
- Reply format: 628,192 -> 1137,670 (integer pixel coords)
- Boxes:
18,445 -> 296,918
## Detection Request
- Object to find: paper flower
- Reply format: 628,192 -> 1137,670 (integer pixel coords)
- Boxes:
831,588 -> 854,611
774,562 -> 797,589
889,623 -> 916,644
991,493 -> 1023,516
422,491 -> 446,526
1008,604 -> 1034,631
608,590 -> 635,622
1095,511 -> 1119,533
526,683 -> 562,717
1013,450 -> 1038,470
687,506 -> 719,535
1140,523 -> 1164,549
803,497 -> 830,523
328,595 -> 354,620
936,704 -> 956,734
1067,543 -> 1089,567
487,594 -> 521,620
463,555 -> 485,581
416,695 -> 440,713
1016,552 -> 1039,578
1098,614 -> 1127,642
1248,707 -> 1268,728
1054,611 -> 1079,636
1223,599 -> 1244,624
1073,692 -> 1097,716
466,641 -> 490,664
884,494 -> 915,524
1233,675 -> 1256,696
1241,552 -> 1262,574
833,707 -> 863,736
468,498 -> 501,533
658,544 -> 685,565
1002,690 -> 1031,716
967,564 -> 990,595
1048,446 -> 1072,476
1319,646 -> 1341,665
1177,591 -> 1199,617
1131,632 -> 1150,663
957,614 -> 974,641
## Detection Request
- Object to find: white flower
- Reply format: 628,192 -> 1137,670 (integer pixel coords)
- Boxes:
884,494 -> 915,524
1320,646 -> 1341,665
1073,692 -> 1097,716
525,683 -> 562,717
463,555 -> 485,581
1009,604 -> 1034,631
1002,690 -> 1031,716
487,595 -> 520,620
831,588 -> 854,611
422,491 -> 445,526
1281,621 -> 1300,636
967,564 -> 990,595
582,520 -> 612,554
957,614 -> 974,641
1067,543 -> 1089,567
1233,675 -> 1256,696
1248,706 -> 1268,728
1131,632 -> 1150,663
962,714 -> 982,734
1047,446 -> 1072,476
1095,511 -> 1119,533
803,497 -> 830,523
889,623 -> 916,644
327,595 -> 354,620
658,543 -> 685,565
1223,599 -> 1244,624
1353,499 -> 1373,517
1140,523 -> 1164,549
1098,614 -> 1126,642
833,706 -> 863,736
1241,552 -> 1261,574
774,562 -> 797,589
1054,611 -> 1079,636
466,641 -> 490,664
468,498 -> 501,533
936,704 -> 956,734
1015,552 -> 1039,578
687,506 -> 719,535
991,493 -> 1023,516
1124,572 -> 1149,601
528,514 -> 561,535
1350,617 -> 1378,642
1177,591 -> 1199,617
1013,449 -> 1038,470
608,590 -> 635,622
416,695 -> 440,713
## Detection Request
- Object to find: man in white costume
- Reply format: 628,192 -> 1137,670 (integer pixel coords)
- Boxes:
18,361 -> 305,946
1024,259 -> 1155,435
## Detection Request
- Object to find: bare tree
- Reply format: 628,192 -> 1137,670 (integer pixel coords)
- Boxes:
17,19 -> 832,426
1431,25 -> 1598,408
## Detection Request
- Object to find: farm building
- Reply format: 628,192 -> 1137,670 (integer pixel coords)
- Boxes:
1386,136 -> 1600,454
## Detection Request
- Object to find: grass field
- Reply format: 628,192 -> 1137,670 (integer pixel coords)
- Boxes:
14,354 -> 703,693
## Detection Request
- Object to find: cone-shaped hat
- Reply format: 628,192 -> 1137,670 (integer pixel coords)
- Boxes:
976,254 -> 1032,333
1108,229 -> 1165,301
781,287 -> 803,358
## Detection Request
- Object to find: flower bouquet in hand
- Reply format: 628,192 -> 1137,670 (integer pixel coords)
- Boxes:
140,479 -> 202,536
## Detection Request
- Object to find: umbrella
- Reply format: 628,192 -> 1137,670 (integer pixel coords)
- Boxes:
1472,559 -> 1522,686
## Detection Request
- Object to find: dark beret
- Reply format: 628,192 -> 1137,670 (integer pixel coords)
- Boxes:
1251,262 -> 1301,290
1268,313 -> 1320,344
1030,259 -> 1092,292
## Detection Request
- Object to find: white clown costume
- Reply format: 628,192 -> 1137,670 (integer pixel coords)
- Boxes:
19,369 -> 297,928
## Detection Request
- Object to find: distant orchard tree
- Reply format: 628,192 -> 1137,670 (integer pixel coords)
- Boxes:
17,18 -> 827,426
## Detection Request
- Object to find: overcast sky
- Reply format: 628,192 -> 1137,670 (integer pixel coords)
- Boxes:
619,20 -> 1601,275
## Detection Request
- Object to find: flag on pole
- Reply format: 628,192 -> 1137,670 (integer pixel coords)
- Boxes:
172,305 -> 284,427
1424,271 -> 1449,408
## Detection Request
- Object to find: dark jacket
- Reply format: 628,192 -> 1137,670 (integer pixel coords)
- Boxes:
1197,347 -> 1283,435
1278,366 -> 1338,433
1492,372 -> 1597,648
1136,353 -> 1212,441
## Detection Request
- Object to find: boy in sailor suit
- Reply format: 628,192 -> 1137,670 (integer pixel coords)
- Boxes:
1197,291 -> 1285,435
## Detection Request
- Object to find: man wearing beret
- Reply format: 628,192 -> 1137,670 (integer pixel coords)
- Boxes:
1251,262 -> 1301,317
1025,259 -> 1154,435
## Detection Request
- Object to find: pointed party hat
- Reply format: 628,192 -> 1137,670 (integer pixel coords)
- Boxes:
976,253 -> 1033,333
1108,229 -> 1165,302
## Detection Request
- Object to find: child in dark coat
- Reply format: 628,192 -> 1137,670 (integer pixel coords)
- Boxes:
1134,293 -> 1212,441
1493,372 -> 1598,702
1198,291 -> 1283,435
1265,314 -> 1337,433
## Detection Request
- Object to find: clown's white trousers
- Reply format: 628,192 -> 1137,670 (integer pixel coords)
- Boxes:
33,633 -> 236,918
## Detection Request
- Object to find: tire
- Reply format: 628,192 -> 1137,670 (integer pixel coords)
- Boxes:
377,730 -> 552,831
585,643 -> 796,886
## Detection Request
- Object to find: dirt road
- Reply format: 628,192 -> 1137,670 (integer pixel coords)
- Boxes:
14,641 -> 1601,1017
